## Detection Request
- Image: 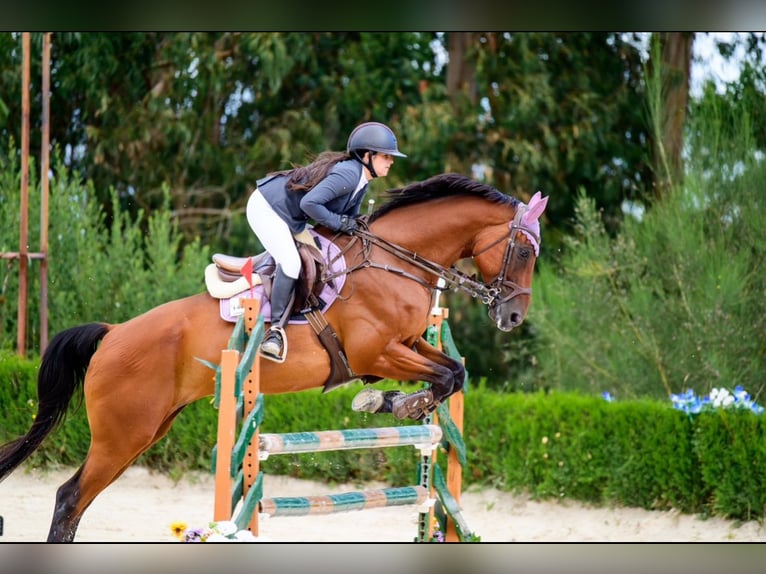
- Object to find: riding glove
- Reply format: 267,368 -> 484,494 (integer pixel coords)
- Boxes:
338,215 -> 359,234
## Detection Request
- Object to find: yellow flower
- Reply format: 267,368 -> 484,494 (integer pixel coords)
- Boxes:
170,521 -> 188,539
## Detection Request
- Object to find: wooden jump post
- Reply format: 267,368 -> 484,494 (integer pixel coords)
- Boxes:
418,277 -> 472,542
1,32 -> 52,356
213,291 -> 474,541
213,297 -> 265,534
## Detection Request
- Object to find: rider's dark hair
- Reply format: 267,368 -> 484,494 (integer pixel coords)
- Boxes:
267,151 -> 354,193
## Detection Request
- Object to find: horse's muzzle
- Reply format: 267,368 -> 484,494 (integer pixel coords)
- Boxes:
489,304 -> 526,332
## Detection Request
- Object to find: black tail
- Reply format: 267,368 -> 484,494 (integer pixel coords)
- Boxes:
0,323 -> 110,481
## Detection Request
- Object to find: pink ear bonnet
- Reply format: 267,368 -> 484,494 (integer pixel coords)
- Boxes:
518,191 -> 548,256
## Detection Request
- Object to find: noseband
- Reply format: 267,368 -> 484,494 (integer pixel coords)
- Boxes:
325,204 -> 538,309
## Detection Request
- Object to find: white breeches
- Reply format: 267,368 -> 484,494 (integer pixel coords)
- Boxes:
246,189 -> 301,279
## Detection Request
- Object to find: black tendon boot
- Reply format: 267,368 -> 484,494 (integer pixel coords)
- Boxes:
260,265 -> 297,363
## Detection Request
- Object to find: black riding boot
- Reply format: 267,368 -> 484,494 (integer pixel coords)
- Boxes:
260,265 -> 297,363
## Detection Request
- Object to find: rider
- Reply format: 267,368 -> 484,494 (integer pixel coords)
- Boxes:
246,121 -> 407,363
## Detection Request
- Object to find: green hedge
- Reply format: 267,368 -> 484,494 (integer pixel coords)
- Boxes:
1,354 -> 764,522
465,391 -> 705,511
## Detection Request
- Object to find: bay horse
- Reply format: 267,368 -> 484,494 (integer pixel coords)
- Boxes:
0,173 -> 548,542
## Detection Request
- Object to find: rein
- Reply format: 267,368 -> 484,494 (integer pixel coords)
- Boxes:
321,206 -> 538,307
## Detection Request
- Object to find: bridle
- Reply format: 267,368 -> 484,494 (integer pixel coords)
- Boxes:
322,205 -> 539,308
472,205 -> 538,307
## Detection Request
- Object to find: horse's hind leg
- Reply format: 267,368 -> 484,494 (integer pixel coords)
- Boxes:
47,406 -> 183,542
47,467 -> 86,542
48,452 -> 144,541
48,441 -> 155,542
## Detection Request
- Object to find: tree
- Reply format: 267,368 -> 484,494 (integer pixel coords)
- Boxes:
1,32 -> 691,384
432,33 -> 656,386
446,32 -> 478,105
1,32 -> 443,253
649,32 -> 693,198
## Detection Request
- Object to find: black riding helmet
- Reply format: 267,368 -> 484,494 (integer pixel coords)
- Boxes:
347,122 -> 406,177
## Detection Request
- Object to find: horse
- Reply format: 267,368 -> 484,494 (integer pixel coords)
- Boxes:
0,172 -> 548,542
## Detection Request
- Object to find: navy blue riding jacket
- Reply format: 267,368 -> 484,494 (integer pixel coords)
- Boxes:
256,159 -> 368,234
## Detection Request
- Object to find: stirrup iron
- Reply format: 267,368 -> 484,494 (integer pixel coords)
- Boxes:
260,326 -> 287,363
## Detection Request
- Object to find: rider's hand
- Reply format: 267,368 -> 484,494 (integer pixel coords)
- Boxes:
338,215 -> 359,234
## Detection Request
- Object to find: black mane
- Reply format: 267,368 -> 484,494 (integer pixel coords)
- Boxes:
369,172 -> 519,223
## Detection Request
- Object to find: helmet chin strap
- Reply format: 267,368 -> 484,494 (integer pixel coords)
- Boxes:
354,150 -> 378,178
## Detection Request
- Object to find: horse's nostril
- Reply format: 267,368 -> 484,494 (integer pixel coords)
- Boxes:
510,312 -> 522,326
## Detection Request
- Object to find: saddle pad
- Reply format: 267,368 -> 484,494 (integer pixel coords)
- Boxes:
219,230 -> 347,324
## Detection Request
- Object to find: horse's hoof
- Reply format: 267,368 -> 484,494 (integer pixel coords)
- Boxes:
351,389 -> 405,414
391,390 -> 434,420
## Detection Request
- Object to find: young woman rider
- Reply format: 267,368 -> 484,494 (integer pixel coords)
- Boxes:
246,121 -> 406,362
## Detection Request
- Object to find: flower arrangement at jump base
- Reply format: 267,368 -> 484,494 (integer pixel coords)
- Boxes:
601,385 -> 764,415
170,520 -> 267,542
429,517 -> 445,542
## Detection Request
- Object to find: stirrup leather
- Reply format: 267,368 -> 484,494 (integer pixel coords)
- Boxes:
260,326 -> 287,363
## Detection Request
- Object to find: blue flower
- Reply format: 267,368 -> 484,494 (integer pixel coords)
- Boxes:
602,387 -> 762,415
670,387 -> 763,416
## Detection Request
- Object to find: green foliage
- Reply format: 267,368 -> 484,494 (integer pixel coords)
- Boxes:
0,32 -> 656,259
0,32 -> 663,385
689,35 -> 766,156
1,32 -> 445,254
0,351 -> 39,438
604,400 -> 703,511
0,350 -> 92,467
0,146 -> 211,351
462,388 -> 764,521
3,32 -> 766,525
473,32 -> 652,240
529,65 -> 766,401
693,411 -> 766,521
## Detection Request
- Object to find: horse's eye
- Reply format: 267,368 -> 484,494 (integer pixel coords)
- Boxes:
517,247 -> 532,261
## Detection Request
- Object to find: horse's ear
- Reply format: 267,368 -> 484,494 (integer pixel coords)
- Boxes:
523,192 -> 549,223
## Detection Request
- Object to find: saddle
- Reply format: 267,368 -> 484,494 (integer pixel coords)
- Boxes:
208,230 -> 365,393
211,241 -> 324,315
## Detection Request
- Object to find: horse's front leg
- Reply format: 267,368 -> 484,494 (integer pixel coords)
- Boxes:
352,337 -> 466,420
412,337 -> 467,398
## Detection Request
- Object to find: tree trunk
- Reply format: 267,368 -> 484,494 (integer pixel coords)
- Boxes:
654,32 -> 693,198
446,32 -> 478,104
